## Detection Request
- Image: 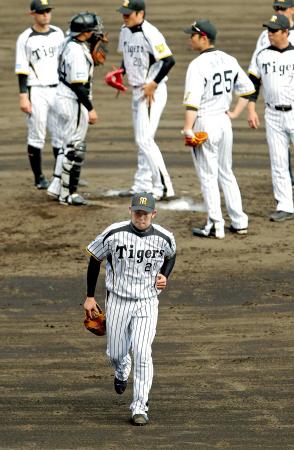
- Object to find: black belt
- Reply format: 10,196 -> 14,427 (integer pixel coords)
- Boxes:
275,105 -> 292,112
48,84 -> 58,88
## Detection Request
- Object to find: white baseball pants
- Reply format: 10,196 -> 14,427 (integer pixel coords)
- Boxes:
265,107 -> 294,213
131,82 -> 174,198
27,85 -> 60,148
192,113 -> 248,231
106,293 -> 158,416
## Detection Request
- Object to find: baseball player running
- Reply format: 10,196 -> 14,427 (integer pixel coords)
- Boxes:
15,0 -> 63,189
248,15 -> 294,222
182,20 -> 255,239
116,0 -> 176,200
46,12 -> 100,205
84,192 -> 176,426
249,0 -> 294,185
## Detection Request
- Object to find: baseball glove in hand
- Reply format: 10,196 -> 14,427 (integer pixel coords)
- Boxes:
84,304 -> 106,336
105,68 -> 127,92
89,32 -> 108,66
184,131 -> 208,147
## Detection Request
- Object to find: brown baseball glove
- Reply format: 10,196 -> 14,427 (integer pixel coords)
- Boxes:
84,304 -> 106,336
184,131 -> 208,147
89,32 -> 108,66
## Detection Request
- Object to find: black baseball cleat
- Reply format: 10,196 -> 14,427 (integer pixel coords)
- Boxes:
114,377 -> 128,395
131,413 -> 149,426
192,225 -> 225,239
229,225 -> 248,235
35,175 -> 49,190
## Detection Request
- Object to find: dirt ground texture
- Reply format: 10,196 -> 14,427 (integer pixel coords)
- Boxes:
0,0 -> 294,449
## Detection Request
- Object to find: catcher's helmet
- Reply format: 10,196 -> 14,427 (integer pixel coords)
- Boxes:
69,12 -> 98,37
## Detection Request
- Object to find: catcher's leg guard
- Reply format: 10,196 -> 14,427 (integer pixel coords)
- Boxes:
47,149 -> 64,199
27,144 -> 42,184
59,142 -> 86,202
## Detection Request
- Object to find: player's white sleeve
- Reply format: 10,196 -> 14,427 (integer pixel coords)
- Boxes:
248,51 -> 261,79
117,27 -> 124,53
248,30 -> 269,73
87,229 -> 111,261
143,22 -> 172,60
15,33 -> 30,75
234,63 -> 255,96
183,60 -> 204,109
67,44 -> 89,83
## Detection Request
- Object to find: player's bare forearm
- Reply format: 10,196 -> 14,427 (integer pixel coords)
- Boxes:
19,93 -> 32,114
227,97 -> 248,119
83,297 -> 99,318
184,109 -> 198,135
247,101 -> 260,129
88,109 -> 98,124
156,274 -> 167,290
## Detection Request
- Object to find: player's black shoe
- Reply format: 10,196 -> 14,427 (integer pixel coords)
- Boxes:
35,175 -> 49,190
229,225 -> 248,235
131,413 -> 149,426
114,377 -> 128,394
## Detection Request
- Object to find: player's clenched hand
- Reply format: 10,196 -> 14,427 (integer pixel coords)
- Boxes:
84,297 -> 100,319
19,93 -> 32,114
88,109 -> 98,125
143,81 -> 157,106
156,274 -> 167,290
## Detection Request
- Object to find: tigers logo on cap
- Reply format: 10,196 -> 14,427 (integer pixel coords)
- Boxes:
131,192 -> 155,212
270,15 -> 278,22
41,0 -> 49,4
139,196 -> 148,205
123,0 -> 130,6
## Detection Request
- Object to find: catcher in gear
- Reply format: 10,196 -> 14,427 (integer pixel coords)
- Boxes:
88,23 -> 108,66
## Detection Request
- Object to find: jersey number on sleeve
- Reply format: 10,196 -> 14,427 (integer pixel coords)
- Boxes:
213,70 -> 233,96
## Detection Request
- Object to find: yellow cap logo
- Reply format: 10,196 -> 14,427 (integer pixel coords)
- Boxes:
41,0 -> 49,4
123,0 -> 130,6
270,15 -> 278,22
139,197 -> 148,205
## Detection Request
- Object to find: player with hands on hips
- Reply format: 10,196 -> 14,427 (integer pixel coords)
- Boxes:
249,0 -> 294,185
247,14 -> 294,222
84,192 -> 176,426
182,19 -> 255,239
47,12 -> 103,206
111,0 -> 176,201
15,0 -> 63,190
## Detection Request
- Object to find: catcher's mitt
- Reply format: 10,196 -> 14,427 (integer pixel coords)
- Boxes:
184,131 -> 208,147
84,304 -> 106,336
105,68 -> 127,92
88,17 -> 108,66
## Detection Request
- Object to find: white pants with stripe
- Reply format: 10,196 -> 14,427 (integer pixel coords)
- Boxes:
192,113 -> 248,231
27,85 -> 60,148
131,82 -> 174,198
265,107 -> 294,213
106,293 -> 158,416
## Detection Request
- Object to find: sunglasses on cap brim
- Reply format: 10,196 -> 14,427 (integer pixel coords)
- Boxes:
35,8 -> 52,14
267,27 -> 283,32
191,23 -> 207,36
273,6 -> 287,11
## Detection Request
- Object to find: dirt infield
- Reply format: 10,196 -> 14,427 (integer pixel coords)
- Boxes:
0,1 -> 294,449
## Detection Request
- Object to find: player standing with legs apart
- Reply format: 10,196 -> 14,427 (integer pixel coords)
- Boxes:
247,15 -> 294,222
249,0 -> 294,185
84,192 -> 176,426
182,20 -> 255,239
47,12 -> 107,205
108,0 -> 176,200
15,0 -> 63,189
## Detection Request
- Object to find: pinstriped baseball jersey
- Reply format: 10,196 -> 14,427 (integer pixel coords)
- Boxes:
248,45 -> 294,105
15,26 -> 63,86
118,20 -> 172,86
87,220 -> 176,300
183,49 -> 255,116
57,37 -> 94,100
249,28 -> 294,69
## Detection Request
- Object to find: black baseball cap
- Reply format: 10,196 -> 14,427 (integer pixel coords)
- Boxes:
30,0 -> 54,12
263,14 -> 290,30
183,19 -> 217,40
117,0 -> 145,14
273,0 -> 294,8
131,192 -> 155,213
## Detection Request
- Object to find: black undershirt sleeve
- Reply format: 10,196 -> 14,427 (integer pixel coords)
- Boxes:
87,256 -> 101,297
246,73 -> 261,102
153,55 -> 176,85
70,83 -> 94,111
160,253 -> 176,278
18,74 -> 28,93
